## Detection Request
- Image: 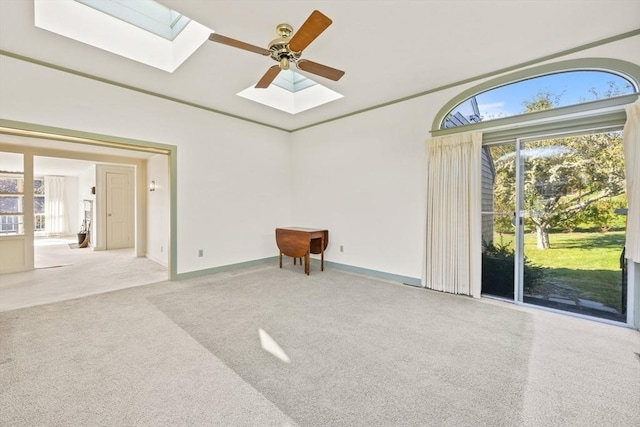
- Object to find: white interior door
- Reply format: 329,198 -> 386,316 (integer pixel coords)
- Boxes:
106,171 -> 133,249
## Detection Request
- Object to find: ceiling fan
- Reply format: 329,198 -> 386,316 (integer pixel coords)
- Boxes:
209,10 -> 345,88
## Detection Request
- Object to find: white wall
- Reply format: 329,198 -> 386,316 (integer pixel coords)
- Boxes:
174,118 -> 290,273
146,154 -> 169,267
290,98 -> 432,280
0,54 -> 291,274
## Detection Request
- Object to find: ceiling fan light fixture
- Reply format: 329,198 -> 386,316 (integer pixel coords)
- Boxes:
280,57 -> 290,70
276,23 -> 293,38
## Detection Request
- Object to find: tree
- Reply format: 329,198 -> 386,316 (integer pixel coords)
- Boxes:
584,197 -> 627,232
524,132 -> 625,248
492,89 -> 626,249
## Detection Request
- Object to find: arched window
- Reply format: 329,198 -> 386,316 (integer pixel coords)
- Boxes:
443,70 -> 635,128
432,58 -> 640,139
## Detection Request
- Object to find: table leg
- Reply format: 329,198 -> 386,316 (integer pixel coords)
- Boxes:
279,251 -> 282,268
305,251 -> 310,275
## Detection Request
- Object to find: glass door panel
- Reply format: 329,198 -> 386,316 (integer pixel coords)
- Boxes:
520,131 -> 627,322
481,143 -> 517,300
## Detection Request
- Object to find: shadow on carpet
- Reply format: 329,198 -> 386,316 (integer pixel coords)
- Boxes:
149,267 -> 534,426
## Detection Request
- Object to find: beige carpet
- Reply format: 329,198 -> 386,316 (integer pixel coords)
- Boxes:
1,264 -> 639,426
149,267 -> 533,425
0,238 -> 167,312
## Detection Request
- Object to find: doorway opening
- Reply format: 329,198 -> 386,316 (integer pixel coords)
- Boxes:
0,137 -> 172,311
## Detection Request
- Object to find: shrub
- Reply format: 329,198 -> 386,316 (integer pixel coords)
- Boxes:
482,240 -> 543,298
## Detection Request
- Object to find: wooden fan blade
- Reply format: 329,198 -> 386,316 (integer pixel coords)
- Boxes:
209,33 -> 271,56
296,59 -> 345,81
288,10 -> 332,53
255,65 -> 281,88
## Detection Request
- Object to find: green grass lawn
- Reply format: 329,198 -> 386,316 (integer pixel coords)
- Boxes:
493,231 -> 626,311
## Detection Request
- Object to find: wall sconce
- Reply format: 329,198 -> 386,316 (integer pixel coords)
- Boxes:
149,181 -> 156,192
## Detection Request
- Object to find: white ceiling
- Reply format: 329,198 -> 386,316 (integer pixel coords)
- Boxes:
1,1 -> 639,132
34,156 -> 95,177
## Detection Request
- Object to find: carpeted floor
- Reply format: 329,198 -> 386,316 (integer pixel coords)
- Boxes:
1,264 -> 639,426
149,268 -> 532,426
0,238 -> 167,312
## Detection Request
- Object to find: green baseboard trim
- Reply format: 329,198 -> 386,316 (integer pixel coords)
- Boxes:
174,256 -> 279,280
324,261 -> 422,287
174,256 -> 423,287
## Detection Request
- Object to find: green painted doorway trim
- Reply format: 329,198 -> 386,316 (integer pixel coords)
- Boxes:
0,118 -> 179,281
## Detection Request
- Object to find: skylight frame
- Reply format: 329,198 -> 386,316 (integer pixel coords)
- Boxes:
34,0 -> 212,72
237,70 -> 343,114
74,0 -> 191,41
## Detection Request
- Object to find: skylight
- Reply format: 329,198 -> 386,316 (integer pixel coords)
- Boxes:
238,70 -> 343,114
272,70 -> 317,93
34,0 -> 212,72
75,0 -> 191,41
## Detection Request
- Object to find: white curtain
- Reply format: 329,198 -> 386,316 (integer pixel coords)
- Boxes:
623,100 -> 640,263
425,132 -> 482,297
44,176 -> 67,236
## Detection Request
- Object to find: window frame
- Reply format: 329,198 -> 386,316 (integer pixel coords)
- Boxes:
0,171 -> 25,235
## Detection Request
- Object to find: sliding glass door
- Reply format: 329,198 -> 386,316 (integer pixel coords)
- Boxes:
481,130 -> 628,322
519,131 -> 627,321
